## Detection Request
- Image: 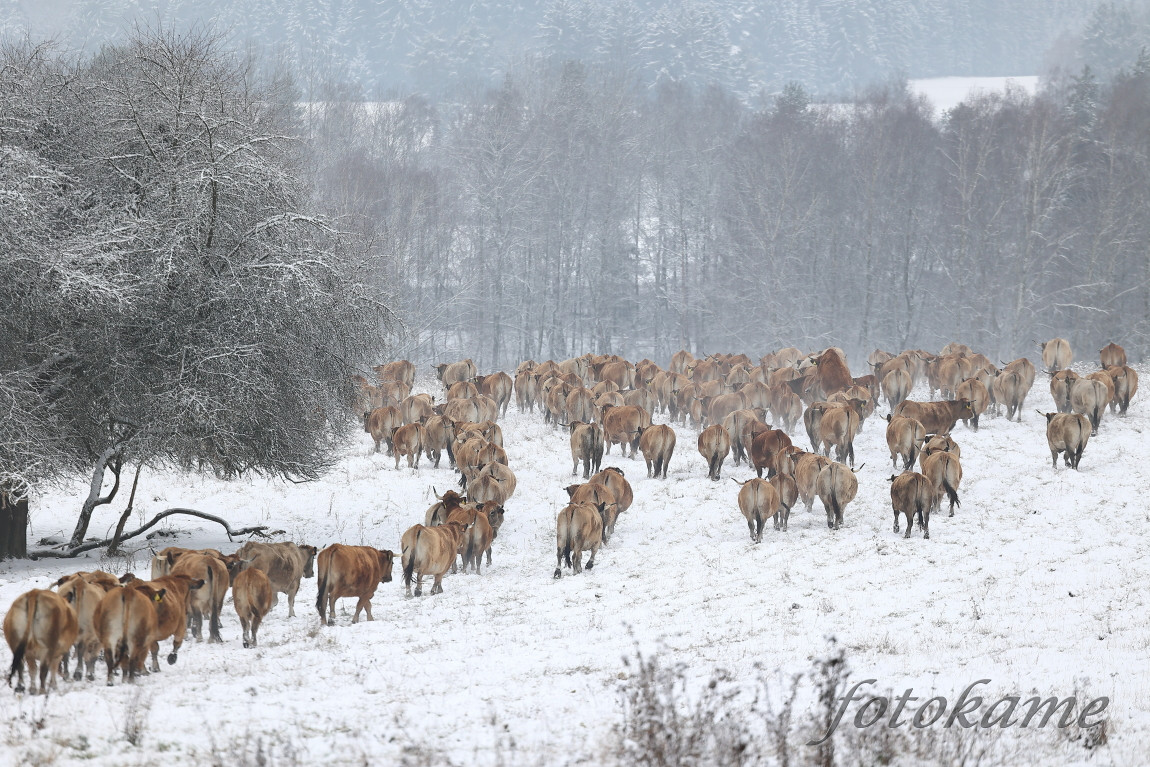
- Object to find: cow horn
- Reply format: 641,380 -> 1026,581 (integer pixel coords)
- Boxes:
852,463 -> 866,472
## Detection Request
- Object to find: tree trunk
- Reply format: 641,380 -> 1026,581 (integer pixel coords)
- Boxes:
69,448 -> 122,547
0,488 -> 29,559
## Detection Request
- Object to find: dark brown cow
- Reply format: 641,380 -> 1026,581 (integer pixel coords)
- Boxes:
890,472 -> 934,539
401,522 -> 468,597
364,406 -> 403,455
93,583 -> 163,686
639,424 -> 677,479
233,567 -> 273,648
750,427 -> 793,479
315,544 -> 395,624
602,405 -> 650,457
812,348 -> 853,398
698,424 -> 732,481
233,541 -> 317,618
553,502 -> 603,578
170,553 -> 228,643
893,399 -> 974,435
119,572 -> 203,671
570,421 -> 605,478
4,589 -> 78,694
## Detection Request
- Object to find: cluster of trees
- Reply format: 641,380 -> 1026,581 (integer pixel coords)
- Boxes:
0,31 -> 390,554
0,0 -> 1117,98
306,55 -> 1150,371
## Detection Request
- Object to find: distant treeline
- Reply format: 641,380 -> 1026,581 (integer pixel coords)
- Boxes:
2,0 -> 1145,98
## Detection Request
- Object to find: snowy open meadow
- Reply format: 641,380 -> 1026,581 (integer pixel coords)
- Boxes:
0,359 -> 1146,766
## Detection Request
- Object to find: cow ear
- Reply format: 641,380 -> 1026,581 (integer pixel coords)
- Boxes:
119,573 -> 136,584
153,589 -> 166,603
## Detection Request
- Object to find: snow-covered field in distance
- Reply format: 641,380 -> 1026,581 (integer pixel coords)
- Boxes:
909,75 -> 1041,116
0,360 -> 1145,765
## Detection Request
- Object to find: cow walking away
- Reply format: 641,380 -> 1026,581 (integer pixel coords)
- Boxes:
316,544 -> 395,624
889,472 -> 934,538
4,589 -> 78,694
553,502 -> 604,578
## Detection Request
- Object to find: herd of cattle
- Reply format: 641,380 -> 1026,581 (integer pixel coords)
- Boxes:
4,339 -> 1139,695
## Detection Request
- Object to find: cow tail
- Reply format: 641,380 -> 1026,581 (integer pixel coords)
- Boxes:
7,595 -> 33,687
315,556 -> 329,621
403,529 -> 419,590
943,475 -> 961,510
562,508 -> 573,569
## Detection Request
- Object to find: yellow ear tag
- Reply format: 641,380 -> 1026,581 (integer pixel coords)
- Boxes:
153,593 -> 162,603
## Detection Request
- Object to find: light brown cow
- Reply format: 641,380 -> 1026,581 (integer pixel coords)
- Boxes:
514,370 -> 541,413
893,399 -> 974,435
392,422 -> 425,469
1086,371 -> 1116,416
399,393 -> 435,425
566,387 -> 598,425
795,452 -> 832,513
476,371 -> 514,416
375,360 -> 416,389
434,359 -> 477,389
918,434 -> 960,470
698,424 -> 732,481
424,488 -> 468,527
467,461 -> 517,507
599,361 -> 636,391
991,368 -> 1026,422
4,589 -> 78,694
890,471 -> 934,538
566,482 -> 619,543
1039,338 -> 1073,374
639,424 -> 676,479
922,450 -> 962,517
734,478 -> 780,543
233,567 -> 273,648
93,583 -> 162,686
1104,365 -> 1138,415
124,573 -> 203,671
553,502 -> 603,578
769,471 -> 798,531
443,396 -> 481,425
445,505 -> 494,574
1041,411 -> 1090,470
723,407 -> 768,466
590,467 -> 634,516
882,368 -> 912,412
53,573 -> 107,681
954,377 -> 989,430
423,415 -> 457,469
446,380 -> 479,401
1070,376 -> 1108,435
315,544 -> 395,623
708,391 -> 746,429
570,421 -> 605,478
1049,369 -> 1079,414
232,541 -> 317,618
1099,343 -> 1126,369
868,349 -> 895,376
170,553 -> 228,643
602,405 -> 650,457
885,414 -> 927,470
623,387 -> 659,415
817,402 -> 861,467
401,522 -> 468,597
815,461 -> 859,530
364,406 -> 403,455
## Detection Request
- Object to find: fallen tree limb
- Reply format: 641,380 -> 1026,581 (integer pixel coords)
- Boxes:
29,508 -> 270,560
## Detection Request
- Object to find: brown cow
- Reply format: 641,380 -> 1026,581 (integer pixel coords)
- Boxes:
400,393 -> 436,425
724,407 -> 768,466
423,414 -> 457,468
590,467 -> 634,515
751,427 -> 794,479
467,461 -> 517,506
566,387 -> 598,425
602,405 -> 650,457
434,359 -> 477,389
1104,365 -> 1138,415
1039,338 -> 1072,374
122,573 -> 203,670
445,505 -> 494,574
476,371 -> 514,417
893,399 -> 974,435
1049,369 -> 1079,414
991,369 -> 1025,422
232,567 -> 273,649
868,349 -> 895,376
816,461 -> 859,530
375,360 -> 415,389
570,421 -> 605,478
232,541 -> 317,618
1041,411 -> 1090,470
639,424 -> 677,479
553,502 -> 604,578
670,350 -> 695,374
446,380 -> 479,401
890,471 -> 934,538
954,377 -> 989,430
882,368 -> 912,413
817,402 -> 861,467
53,573 -> 107,681
600,360 -> 636,391
443,396 -> 481,424
364,406 -> 403,455
1070,376 -> 1108,435
392,422 -> 425,469
424,488 -> 468,527
812,348 -> 853,398
1086,371 -> 1116,415
921,450 -> 962,517
93,583 -> 163,686
514,370 -> 541,413
698,424 -> 732,481
795,452 -> 832,513
566,482 -> 619,543
734,478 -> 780,543
401,522 -> 468,597
623,387 -> 658,415
170,553 -> 228,643
1100,343 -> 1126,369
4,589 -> 78,694
708,391 -> 746,428
769,471 -> 798,531
885,414 -> 926,470
595,391 -> 625,411
316,544 -> 395,623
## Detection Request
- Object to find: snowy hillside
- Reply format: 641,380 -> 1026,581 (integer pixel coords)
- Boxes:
0,362 -> 1145,765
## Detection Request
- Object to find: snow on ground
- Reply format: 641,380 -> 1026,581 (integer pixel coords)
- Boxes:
909,76 -> 1041,116
0,360 -> 1146,765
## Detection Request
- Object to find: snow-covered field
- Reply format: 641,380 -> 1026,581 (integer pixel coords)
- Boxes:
0,359 -> 1146,765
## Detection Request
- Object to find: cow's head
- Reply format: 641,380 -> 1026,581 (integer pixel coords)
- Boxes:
377,549 -> 395,583
300,545 -> 318,578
